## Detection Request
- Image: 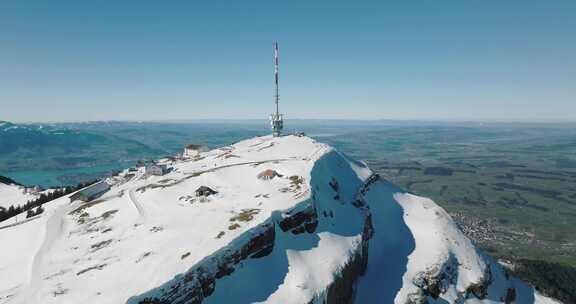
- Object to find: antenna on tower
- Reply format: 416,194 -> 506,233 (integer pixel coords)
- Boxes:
270,41 -> 284,137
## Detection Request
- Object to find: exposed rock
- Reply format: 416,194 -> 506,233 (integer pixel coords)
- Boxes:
278,204 -> 318,234
405,291 -> 428,304
412,255 -> 458,299
324,251 -> 364,304
310,213 -> 373,304
329,178 -> 339,192
133,219 -> 277,304
504,287 -> 516,304
466,266 -> 492,299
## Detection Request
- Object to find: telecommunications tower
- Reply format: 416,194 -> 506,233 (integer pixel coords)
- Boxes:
270,41 -> 283,137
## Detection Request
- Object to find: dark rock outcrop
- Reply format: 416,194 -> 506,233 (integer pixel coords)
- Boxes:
131,199 -> 321,304
504,287 -> 516,304
465,267 -> 492,299
412,255 -> 458,300
312,211 -> 374,304
278,204 -> 318,234
133,220 -> 276,304
130,172 -> 379,304
0,175 -> 20,186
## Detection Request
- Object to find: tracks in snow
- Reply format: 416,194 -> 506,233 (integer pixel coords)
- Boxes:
12,203 -> 71,304
182,158 -> 291,175
128,189 -> 146,220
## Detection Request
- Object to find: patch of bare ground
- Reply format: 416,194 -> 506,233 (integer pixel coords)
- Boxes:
90,239 -> 113,252
178,195 -> 195,202
226,209 -> 261,230
44,269 -> 70,280
150,226 -> 163,232
101,209 -> 118,220
157,178 -> 175,184
216,151 -> 234,159
69,201 -> 104,216
279,187 -> 292,193
52,286 -> 68,297
178,194 -> 213,204
76,212 -> 90,224
136,171 -> 209,192
289,175 -> 305,190
249,141 -> 264,147
228,223 -> 241,230
136,251 -> 152,263
69,191 -> 125,216
257,142 -> 275,151
77,264 -> 107,276
230,209 -> 260,222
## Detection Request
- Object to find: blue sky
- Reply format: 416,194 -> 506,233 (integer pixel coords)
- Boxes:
1,1 -> 575,122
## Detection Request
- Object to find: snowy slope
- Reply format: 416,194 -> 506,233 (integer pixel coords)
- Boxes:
0,135 -> 561,304
0,183 -> 41,210
357,186 -> 561,304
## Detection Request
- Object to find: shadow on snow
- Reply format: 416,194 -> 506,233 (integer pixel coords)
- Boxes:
354,180 -> 416,303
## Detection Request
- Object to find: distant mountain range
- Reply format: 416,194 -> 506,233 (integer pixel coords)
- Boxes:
0,121 -> 164,184
0,175 -> 20,186
0,121 -> 269,187
0,120 -> 110,156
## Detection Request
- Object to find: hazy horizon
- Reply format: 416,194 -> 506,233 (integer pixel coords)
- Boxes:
4,118 -> 576,129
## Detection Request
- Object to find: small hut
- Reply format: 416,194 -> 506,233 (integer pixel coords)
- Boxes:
257,169 -> 281,180
195,186 -> 218,197
184,144 -> 208,158
24,185 -> 42,194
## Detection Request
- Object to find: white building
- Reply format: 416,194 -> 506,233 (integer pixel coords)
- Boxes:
145,164 -> 168,176
184,144 -> 208,158
23,185 -> 42,195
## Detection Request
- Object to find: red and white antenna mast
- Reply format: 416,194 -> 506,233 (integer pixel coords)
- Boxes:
270,41 -> 283,137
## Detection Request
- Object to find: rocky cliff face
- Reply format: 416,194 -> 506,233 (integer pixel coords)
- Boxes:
129,147 -> 374,304
131,144 -> 557,304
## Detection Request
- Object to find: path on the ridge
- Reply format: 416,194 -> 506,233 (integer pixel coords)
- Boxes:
0,216 -> 41,230
128,189 -> 146,219
181,158 -> 292,175
13,203 -> 71,304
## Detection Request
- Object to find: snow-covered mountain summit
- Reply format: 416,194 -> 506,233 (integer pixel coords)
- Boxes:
0,135 -> 560,304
